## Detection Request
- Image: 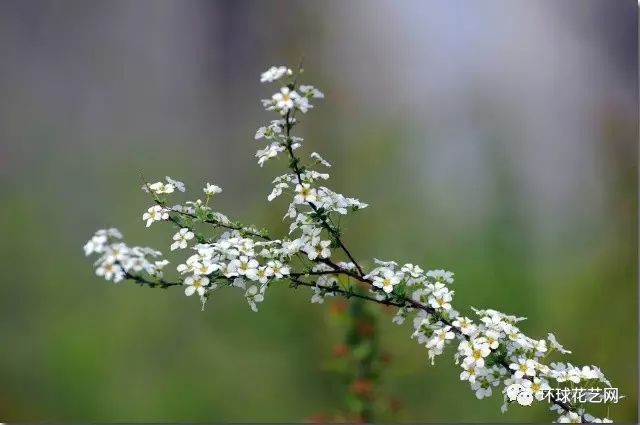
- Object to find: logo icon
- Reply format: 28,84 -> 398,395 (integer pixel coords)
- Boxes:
506,383 -> 533,406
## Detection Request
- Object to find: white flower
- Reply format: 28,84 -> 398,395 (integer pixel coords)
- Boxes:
255,120 -> 285,140
147,181 -> 174,194
260,66 -> 291,83
504,325 -> 527,346
304,240 -> 331,260
255,120 -> 283,140
105,243 -> 129,263
165,176 -> 185,192
267,182 -> 289,202
426,326 -> 455,352
547,333 -> 572,354
471,381 -> 492,399
255,266 -> 273,284
204,183 -> 222,196
231,256 -> 259,280
401,263 -> 424,278
452,316 -> 476,336
392,311 -> 406,325
256,142 -> 285,166
96,262 -> 124,282
509,357 -> 537,378
245,285 -> 265,312
295,96 -> 312,113
483,330 -> 501,350
374,258 -> 398,267
184,275 -> 210,296
267,260 -> 289,278
558,412 -> 582,423
299,84 -> 324,99
310,152 -> 331,167
84,234 -> 107,255
293,183 -> 317,204
460,338 -> 492,368
192,259 -> 219,276
522,377 -> 550,400
219,261 -> 239,278
428,287 -> 453,310
460,362 -> 481,383
310,286 -> 334,304
171,228 -> 194,251
426,269 -> 454,284
533,338 -> 547,354
372,268 -> 402,294
272,87 -> 299,114
142,205 -> 169,227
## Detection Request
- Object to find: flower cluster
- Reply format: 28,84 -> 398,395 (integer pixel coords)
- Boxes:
175,230 -> 293,311
84,65 -> 618,423
84,228 -> 169,283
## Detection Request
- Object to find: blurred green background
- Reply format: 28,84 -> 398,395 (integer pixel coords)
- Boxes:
0,0 -> 636,422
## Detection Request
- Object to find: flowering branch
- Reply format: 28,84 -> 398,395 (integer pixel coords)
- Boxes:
84,65 -> 619,423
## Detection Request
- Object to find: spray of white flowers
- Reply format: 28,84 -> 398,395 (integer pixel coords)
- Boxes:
84,65 -> 618,423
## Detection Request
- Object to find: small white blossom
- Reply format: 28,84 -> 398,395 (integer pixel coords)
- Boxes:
142,205 -> 169,227
84,234 -> 108,256
401,263 -> 424,278
147,181 -> 174,195
522,376 -> 551,400
231,256 -> 259,280
293,183 -> 317,204
428,287 -> 453,310
460,338 -> 492,368
245,284 -> 265,311
299,84 -> 324,99
204,183 -> 222,196
484,330 -> 501,349
460,361 -> 481,383
171,228 -> 194,251
557,412 -> 582,423
304,240 -> 331,260
509,357 -> 537,378
165,176 -> 185,192
471,381 -> 492,399
256,143 -> 285,167
267,182 -> 289,202
547,333 -> 572,354
96,262 -> 124,282
310,152 -> 331,167
255,120 -> 283,140
452,316 -> 476,336
372,268 -> 402,294
260,66 -> 292,83
426,269 -> 454,284
426,326 -> 455,352
272,87 -> 299,114
184,275 -> 210,296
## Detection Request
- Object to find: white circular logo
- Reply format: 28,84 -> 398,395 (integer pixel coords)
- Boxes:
516,390 -> 533,406
506,383 -> 525,401
506,383 -> 533,406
